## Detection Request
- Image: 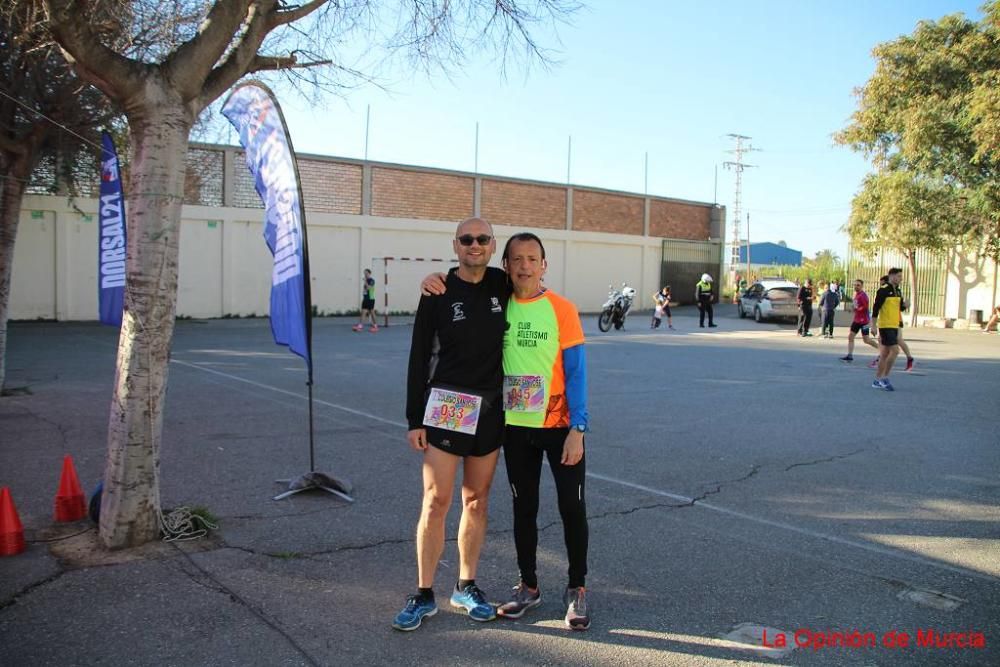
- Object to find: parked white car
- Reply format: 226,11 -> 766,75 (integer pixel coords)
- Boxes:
738,279 -> 800,323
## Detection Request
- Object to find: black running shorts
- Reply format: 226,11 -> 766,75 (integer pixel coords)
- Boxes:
424,387 -> 503,458
879,328 -> 899,346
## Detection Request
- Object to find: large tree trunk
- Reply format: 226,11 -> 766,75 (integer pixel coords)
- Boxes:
99,84 -> 192,549
0,172 -> 28,394
905,249 -> 919,328
0,135 -> 44,395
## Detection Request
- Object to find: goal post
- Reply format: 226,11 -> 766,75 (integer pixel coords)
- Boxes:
372,256 -> 458,327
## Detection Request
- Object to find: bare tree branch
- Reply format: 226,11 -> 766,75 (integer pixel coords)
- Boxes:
195,4 -> 275,112
41,0 -> 146,102
164,0 -> 257,100
269,0 -> 328,28
248,53 -> 332,72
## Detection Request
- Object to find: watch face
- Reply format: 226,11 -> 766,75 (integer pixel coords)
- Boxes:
575,425 -> 586,433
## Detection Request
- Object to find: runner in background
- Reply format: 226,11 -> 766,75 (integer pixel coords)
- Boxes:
353,268 -> 379,332
841,279 -> 879,362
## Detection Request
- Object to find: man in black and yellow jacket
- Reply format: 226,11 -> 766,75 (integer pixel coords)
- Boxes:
870,267 -> 905,391
695,274 -> 716,328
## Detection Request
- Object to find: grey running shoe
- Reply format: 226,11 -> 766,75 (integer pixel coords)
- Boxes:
497,582 -> 541,619
563,586 -> 590,631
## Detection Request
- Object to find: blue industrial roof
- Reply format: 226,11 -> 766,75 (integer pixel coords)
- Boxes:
737,242 -> 802,266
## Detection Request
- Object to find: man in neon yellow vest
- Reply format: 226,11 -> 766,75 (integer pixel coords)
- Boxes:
695,273 -> 716,327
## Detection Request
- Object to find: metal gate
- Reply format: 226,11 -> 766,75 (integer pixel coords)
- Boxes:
846,246 -> 946,319
661,239 -> 724,305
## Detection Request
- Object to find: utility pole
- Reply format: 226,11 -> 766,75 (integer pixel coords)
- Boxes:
566,135 -> 572,184
364,104 -> 370,161
723,134 -> 759,274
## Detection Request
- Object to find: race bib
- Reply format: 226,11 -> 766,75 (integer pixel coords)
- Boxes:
422,388 -> 482,434
503,375 -> 545,412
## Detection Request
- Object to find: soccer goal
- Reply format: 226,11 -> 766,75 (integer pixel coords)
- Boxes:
372,256 -> 458,327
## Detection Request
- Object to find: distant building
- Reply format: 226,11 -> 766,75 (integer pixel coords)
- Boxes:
737,242 -> 802,267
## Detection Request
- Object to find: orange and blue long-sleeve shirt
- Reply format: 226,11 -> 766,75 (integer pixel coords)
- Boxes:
502,289 -> 588,430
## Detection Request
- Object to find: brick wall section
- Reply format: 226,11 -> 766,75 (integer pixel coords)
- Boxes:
184,147 -> 224,206
372,167 -> 473,221
572,190 -> 644,235
27,141 -> 716,237
649,199 -> 711,240
480,179 -> 566,229
298,158 -> 362,214
232,151 -> 263,208
230,153 -> 362,213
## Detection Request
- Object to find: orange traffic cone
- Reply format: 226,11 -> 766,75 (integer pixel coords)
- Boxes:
54,455 -> 87,522
0,487 -> 26,556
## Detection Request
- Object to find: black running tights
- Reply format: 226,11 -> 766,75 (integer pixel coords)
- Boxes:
503,425 -> 588,589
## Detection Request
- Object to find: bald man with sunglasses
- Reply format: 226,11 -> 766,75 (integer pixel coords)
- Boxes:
394,217 -> 509,631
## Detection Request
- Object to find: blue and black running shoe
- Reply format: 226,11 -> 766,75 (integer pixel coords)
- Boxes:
450,583 -> 496,622
392,595 -> 437,631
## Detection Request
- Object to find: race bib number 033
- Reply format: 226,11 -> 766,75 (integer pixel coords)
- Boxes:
503,375 -> 545,412
423,388 -> 482,435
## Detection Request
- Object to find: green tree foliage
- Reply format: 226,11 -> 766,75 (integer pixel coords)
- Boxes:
762,253 -> 845,288
846,171 -> 963,253
845,170 -> 964,322
837,2 -> 1000,260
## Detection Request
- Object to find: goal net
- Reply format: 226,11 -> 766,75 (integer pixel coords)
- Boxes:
372,256 -> 458,327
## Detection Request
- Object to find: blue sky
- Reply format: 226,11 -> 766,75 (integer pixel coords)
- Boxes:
267,0 -> 986,260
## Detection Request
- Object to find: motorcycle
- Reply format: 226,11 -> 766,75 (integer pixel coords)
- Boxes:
598,283 -> 636,332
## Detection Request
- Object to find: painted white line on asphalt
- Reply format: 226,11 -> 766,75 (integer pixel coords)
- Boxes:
588,470 -> 998,583
170,359 -> 408,429
586,472 -> 694,504
173,358 -> 998,584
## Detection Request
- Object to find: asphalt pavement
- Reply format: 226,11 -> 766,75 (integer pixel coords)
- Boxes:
1,304 -> 998,666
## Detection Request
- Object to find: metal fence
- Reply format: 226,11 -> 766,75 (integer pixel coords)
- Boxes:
661,239 -> 724,305
845,246 -> 946,319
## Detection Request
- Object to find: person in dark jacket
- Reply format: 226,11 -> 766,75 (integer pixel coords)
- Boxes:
797,279 -> 814,337
819,282 -> 841,338
395,217 -> 507,631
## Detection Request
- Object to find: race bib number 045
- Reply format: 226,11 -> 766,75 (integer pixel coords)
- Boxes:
503,375 -> 545,412
423,388 -> 482,435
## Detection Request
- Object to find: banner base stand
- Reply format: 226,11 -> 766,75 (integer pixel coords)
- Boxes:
273,472 -> 355,502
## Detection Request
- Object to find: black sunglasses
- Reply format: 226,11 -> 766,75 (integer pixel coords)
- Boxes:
457,234 -> 492,246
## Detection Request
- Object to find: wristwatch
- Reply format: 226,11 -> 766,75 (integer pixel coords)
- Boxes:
573,424 -> 587,433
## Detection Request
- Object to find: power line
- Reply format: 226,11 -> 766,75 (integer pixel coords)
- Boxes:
0,86 -> 104,152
